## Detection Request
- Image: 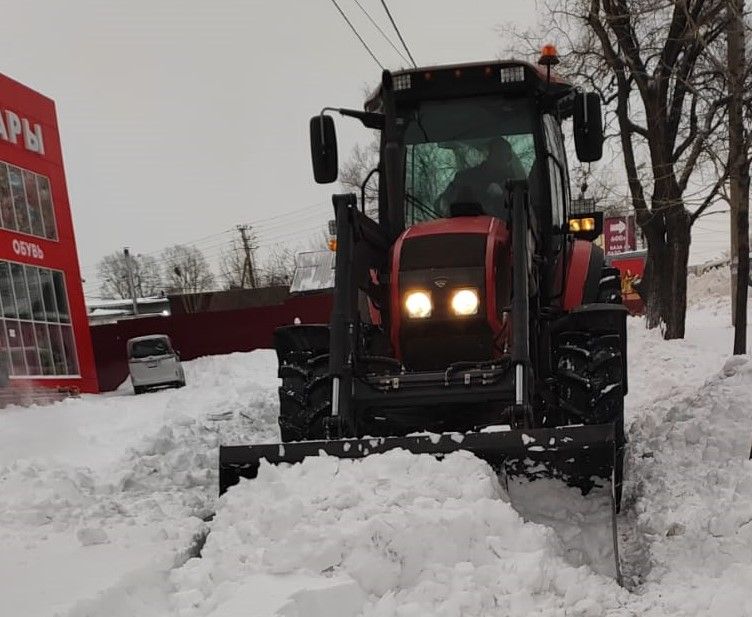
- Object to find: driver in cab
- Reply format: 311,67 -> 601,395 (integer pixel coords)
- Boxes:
438,137 -> 526,218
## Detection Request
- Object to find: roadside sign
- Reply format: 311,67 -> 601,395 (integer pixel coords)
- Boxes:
604,216 -> 636,255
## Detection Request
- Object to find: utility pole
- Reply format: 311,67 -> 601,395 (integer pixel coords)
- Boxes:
123,247 -> 139,315
728,0 -> 748,353
236,224 -> 257,289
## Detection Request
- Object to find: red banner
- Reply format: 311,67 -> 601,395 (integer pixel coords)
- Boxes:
609,255 -> 646,315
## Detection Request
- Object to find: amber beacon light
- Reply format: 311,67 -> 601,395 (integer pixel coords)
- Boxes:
538,43 -> 560,66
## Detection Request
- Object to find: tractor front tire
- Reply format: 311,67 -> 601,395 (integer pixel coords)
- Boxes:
277,355 -> 330,442
556,331 -> 626,510
278,361 -> 308,442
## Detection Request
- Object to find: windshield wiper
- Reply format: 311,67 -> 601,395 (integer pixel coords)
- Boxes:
405,192 -> 443,220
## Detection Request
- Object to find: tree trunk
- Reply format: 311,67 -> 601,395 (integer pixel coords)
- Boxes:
642,227 -> 663,330
728,0 -> 748,354
640,192 -> 691,339
661,207 -> 691,339
733,189 -> 749,354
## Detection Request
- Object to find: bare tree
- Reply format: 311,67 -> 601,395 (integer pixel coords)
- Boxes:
657,0 -> 751,346
161,244 -> 215,295
96,251 -> 162,299
259,245 -> 296,287
524,0 -> 730,338
340,135 -> 380,217
219,239 -> 248,290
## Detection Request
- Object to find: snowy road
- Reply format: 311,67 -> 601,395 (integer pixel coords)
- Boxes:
1,270 -> 751,616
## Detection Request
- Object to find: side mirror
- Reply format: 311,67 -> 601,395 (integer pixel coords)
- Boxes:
568,212 -> 603,241
310,115 -> 338,184
573,92 -> 603,162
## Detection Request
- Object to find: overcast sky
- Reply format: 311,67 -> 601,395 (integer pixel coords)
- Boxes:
0,1 -> 730,297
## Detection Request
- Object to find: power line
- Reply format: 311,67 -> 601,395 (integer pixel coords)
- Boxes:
352,0 -> 410,66
329,0 -> 384,69
256,223 -> 328,246
379,0 -> 417,68
137,228 -> 235,258
248,201 -> 329,226
253,209 -> 332,234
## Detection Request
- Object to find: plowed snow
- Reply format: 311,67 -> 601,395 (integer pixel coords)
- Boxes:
1,270 -> 750,616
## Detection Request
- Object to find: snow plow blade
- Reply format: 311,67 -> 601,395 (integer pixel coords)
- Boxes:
218,423 -> 616,495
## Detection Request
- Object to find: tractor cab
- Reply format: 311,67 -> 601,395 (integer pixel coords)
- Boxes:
312,58 -> 604,244
370,61 -> 589,237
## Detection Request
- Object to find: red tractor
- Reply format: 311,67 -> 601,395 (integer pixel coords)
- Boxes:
220,54 -> 627,513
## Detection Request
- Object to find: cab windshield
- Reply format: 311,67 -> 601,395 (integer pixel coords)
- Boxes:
402,96 -> 537,225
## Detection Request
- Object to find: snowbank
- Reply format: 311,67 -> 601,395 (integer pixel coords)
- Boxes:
0,350 -> 280,617
686,265 -> 733,308
624,354 -> 752,615
171,450 -> 622,617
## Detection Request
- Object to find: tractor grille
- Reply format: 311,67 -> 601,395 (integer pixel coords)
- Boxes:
397,233 -> 494,371
400,234 -> 486,270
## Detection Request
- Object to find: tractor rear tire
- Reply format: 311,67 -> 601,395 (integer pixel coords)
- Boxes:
556,331 -> 625,511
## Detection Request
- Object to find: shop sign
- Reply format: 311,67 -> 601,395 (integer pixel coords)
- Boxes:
0,108 -> 44,155
12,238 -> 44,260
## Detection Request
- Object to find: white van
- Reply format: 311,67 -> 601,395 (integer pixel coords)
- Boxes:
127,334 -> 186,394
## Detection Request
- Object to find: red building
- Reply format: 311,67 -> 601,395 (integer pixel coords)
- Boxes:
0,73 -> 97,393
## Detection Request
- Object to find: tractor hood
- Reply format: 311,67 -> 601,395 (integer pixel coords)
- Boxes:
390,215 -> 511,370
397,214 -> 504,239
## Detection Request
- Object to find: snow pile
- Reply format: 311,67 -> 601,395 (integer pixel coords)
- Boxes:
625,355 -> 752,615
170,450 -> 623,617
0,350 -> 281,617
109,351 -> 281,519
0,460 -> 97,529
686,265 -> 731,308
506,478 -> 616,579
0,350 -> 280,528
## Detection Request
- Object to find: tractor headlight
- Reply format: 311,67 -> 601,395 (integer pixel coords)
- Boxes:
404,291 -> 432,319
450,288 -> 480,316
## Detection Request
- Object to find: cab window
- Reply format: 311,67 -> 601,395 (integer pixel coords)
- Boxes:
403,96 -> 536,225
542,115 -> 568,228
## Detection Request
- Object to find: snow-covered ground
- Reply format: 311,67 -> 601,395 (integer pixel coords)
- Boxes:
0,352 -> 280,617
1,272 -> 750,616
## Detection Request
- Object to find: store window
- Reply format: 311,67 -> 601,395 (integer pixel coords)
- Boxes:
0,260 -> 78,377
0,161 -> 58,241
